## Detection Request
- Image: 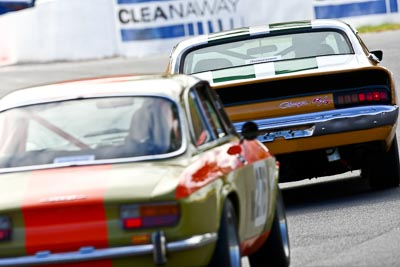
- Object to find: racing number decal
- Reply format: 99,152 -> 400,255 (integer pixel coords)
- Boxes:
252,161 -> 268,227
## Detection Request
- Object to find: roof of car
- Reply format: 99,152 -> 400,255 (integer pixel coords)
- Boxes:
0,74 -> 200,112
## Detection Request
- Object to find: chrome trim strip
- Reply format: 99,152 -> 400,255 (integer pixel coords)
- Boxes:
0,233 -> 217,266
234,105 -> 398,142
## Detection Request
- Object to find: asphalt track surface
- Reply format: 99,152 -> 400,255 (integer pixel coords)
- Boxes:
1,30 -> 400,267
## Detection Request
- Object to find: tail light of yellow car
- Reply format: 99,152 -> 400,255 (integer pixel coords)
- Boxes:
120,202 -> 180,230
0,216 -> 11,242
335,88 -> 390,107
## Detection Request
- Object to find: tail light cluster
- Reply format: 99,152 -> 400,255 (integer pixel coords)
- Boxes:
0,216 -> 11,242
335,88 -> 390,107
120,202 -> 179,230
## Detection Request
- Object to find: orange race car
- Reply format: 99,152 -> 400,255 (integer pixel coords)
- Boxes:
167,19 -> 399,189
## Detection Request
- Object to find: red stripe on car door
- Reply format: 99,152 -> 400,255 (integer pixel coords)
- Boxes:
22,165 -> 112,267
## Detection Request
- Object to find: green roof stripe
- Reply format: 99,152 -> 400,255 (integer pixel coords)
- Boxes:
269,20 -> 312,33
214,74 -> 256,83
213,65 -> 256,83
207,56 -> 322,83
275,58 -> 318,75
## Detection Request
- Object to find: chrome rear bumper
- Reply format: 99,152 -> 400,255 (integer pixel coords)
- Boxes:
234,105 -> 399,142
0,232 -> 217,266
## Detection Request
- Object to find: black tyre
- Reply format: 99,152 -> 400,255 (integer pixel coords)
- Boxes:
362,137 -> 400,189
208,199 -> 241,267
248,188 -> 290,267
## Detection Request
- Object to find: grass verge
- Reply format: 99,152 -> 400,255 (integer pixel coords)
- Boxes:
358,23 -> 400,33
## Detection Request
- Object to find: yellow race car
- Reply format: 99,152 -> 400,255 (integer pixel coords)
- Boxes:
167,19 -> 399,189
0,74 -> 289,267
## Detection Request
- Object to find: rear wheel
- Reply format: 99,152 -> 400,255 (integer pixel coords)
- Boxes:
248,188 -> 290,267
362,137 -> 400,189
208,199 -> 241,267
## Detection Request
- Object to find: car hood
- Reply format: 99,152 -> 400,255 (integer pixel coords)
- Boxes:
0,163 -> 183,212
193,54 -> 371,86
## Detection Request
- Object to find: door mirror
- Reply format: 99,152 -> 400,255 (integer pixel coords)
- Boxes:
370,50 -> 383,62
241,121 -> 259,141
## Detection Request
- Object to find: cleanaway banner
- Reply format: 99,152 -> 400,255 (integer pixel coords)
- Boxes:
114,0 -> 313,57
114,0 -> 245,57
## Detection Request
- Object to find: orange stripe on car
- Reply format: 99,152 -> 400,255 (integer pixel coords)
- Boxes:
22,165 -> 113,267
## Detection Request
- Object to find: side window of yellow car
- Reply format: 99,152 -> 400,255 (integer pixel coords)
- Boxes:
187,84 -> 229,146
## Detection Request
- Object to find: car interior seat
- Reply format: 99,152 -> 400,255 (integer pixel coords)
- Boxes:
193,58 -> 233,73
316,44 -> 335,56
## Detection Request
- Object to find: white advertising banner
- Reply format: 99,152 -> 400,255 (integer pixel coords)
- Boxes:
248,2 -> 313,25
115,0 -> 245,57
114,0 -> 313,57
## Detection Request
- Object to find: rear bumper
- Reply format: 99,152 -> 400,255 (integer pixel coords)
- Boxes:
234,105 -> 398,143
0,232 -> 217,266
